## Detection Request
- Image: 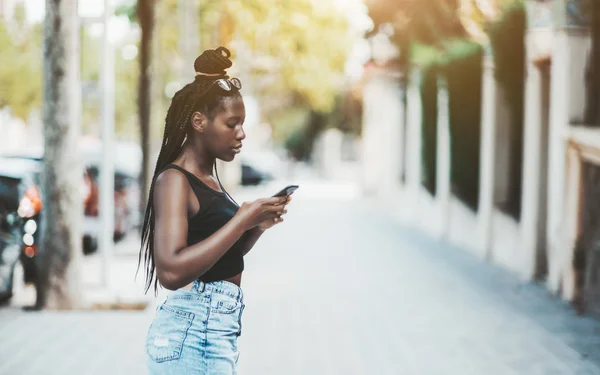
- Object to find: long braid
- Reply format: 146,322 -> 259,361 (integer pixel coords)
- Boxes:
138,85 -> 200,294
137,47 -> 242,294
137,87 -> 191,294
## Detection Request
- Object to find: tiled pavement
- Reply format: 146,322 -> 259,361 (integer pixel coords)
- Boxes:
1,180 -> 600,375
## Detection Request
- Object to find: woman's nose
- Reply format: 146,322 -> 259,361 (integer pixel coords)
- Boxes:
236,128 -> 246,141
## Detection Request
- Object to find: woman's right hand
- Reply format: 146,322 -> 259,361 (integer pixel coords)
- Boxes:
236,196 -> 288,231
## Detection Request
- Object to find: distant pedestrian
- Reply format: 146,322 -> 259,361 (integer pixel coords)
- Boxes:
137,46 -> 291,374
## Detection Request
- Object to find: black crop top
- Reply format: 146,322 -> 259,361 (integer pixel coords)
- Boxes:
161,164 -> 247,282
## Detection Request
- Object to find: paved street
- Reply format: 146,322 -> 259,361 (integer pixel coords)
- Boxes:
1,179 -> 600,374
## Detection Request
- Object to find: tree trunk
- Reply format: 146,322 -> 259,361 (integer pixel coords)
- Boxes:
35,0 -> 83,310
137,0 -> 155,218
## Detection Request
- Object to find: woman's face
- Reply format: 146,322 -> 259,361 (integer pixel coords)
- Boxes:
202,95 -> 246,162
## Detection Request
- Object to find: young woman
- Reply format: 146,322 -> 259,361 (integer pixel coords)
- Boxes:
138,46 -> 291,374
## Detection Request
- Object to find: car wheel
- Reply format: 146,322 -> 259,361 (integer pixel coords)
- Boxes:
113,231 -> 126,242
83,235 -> 98,255
21,256 -> 37,284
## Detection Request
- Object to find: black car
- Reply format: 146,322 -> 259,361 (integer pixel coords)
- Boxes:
241,160 -> 273,186
0,155 -> 97,286
0,152 -> 140,296
0,156 -> 42,296
0,211 -> 22,302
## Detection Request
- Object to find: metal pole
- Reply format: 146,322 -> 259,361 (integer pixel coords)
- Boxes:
100,0 -> 115,287
178,0 -> 198,82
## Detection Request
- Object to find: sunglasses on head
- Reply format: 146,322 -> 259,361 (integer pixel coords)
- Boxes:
212,78 -> 242,91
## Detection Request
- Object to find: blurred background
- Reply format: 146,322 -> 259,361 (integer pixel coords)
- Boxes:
2,0 -> 600,374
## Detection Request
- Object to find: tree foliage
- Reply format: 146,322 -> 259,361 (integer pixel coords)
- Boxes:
0,3 -> 139,138
80,28 -> 139,138
364,0 -> 466,63
364,0 -> 522,65
220,0 -> 354,112
116,0 -> 358,146
141,0 -> 356,114
1,0 -> 357,144
0,5 -> 42,120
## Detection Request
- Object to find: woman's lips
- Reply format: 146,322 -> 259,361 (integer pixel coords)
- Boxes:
232,145 -> 242,154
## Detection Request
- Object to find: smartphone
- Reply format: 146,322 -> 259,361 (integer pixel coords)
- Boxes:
272,185 -> 299,197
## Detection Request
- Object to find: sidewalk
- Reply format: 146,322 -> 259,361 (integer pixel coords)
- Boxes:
0,232 -> 157,375
1,179 -> 600,374
8,232 -> 159,311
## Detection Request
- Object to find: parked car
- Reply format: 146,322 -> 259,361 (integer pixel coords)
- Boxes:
78,138 -> 142,245
0,180 -> 26,302
241,160 -> 273,186
0,155 -> 92,285
0,150 -> 140,293
0,156 -> 44,285
83,165 -> 140,243
239,151 -> 286,186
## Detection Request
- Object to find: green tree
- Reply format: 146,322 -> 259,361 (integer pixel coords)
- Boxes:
0,3 -> 139,137
364,0 -> 521,66
80,27 -> 140,138
123,0 -> 358,130
364,0 -> 466,66
220,0 -> 354,112
0,4 -> 42,120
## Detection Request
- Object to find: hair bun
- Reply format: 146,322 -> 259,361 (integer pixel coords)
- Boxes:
194,46 -> 233,76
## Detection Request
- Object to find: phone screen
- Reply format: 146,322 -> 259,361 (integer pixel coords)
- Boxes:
272,185 -> 299,197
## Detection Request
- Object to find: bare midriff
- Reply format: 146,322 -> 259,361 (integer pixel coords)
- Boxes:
223,271 -> 242,287
180,271 -> 242,291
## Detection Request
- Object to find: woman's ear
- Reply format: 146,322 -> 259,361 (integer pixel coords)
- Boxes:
191,112 -> 207,133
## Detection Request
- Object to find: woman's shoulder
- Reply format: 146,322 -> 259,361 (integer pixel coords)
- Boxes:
154,166 -> 192,199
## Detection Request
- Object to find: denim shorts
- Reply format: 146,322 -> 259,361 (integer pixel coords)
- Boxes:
146,279 -> 245,375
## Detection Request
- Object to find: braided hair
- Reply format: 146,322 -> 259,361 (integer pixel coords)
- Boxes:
137,47 -> 242,294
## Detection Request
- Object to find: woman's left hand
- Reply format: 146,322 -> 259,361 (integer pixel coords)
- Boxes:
257,195 -> 291,231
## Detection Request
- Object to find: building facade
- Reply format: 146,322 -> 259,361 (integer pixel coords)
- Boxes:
361,0 -> 600,316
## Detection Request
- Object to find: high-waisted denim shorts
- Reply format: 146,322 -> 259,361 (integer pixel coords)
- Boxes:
146,279 -> 245,375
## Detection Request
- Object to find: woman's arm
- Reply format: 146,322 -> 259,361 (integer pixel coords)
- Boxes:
152,169 -> 246,289
239,227 -> 265,256
238,195 -> 290,256
152,169 -> 285,290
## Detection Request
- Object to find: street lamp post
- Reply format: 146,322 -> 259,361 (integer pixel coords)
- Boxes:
178,0 -> 198,81
99,0 -> 115,287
